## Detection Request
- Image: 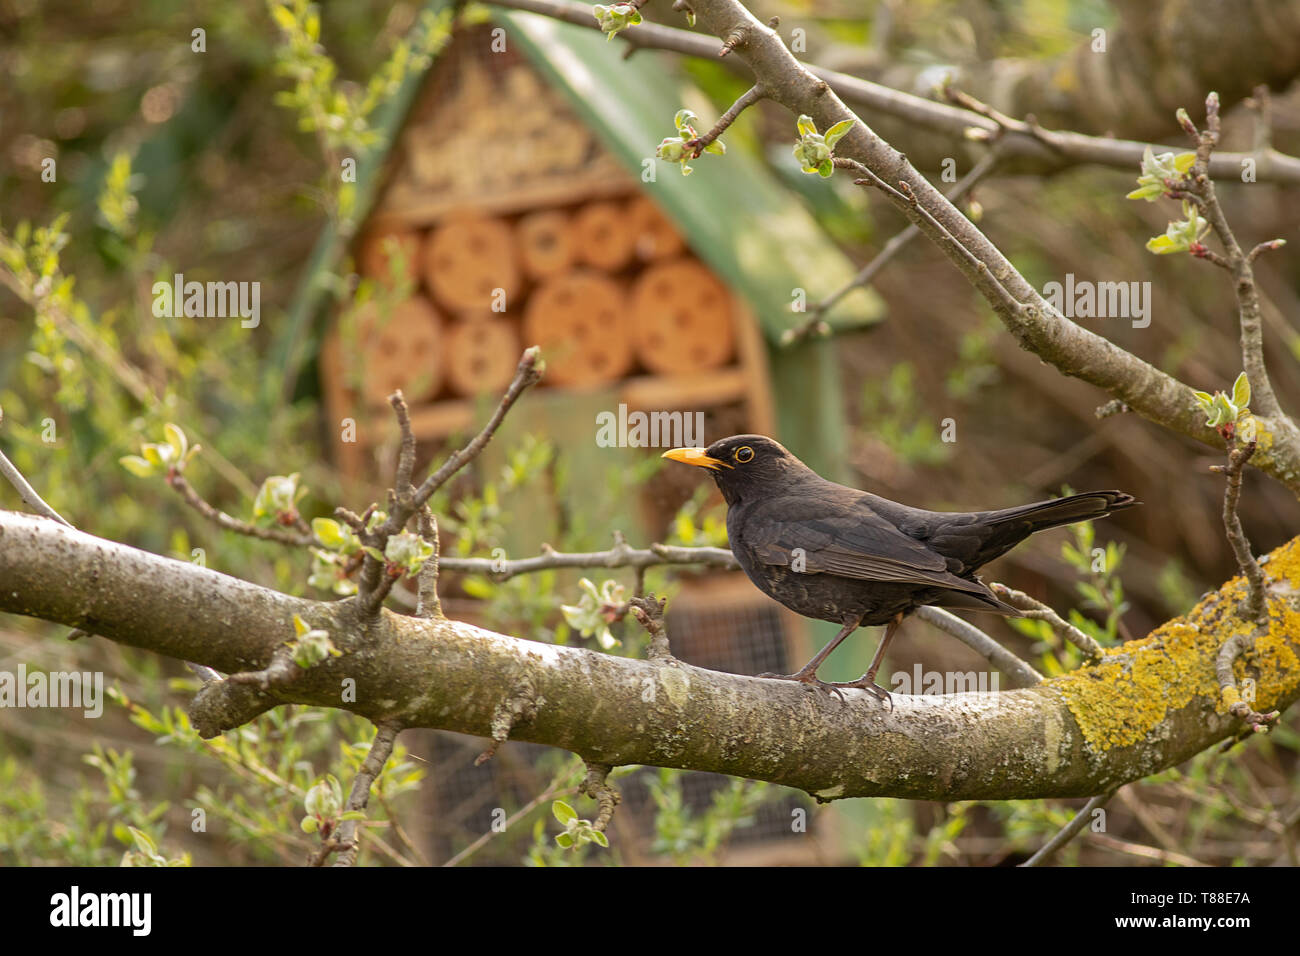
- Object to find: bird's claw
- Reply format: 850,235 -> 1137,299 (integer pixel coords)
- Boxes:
757,670 -> 847,703
827,677 -> 893,710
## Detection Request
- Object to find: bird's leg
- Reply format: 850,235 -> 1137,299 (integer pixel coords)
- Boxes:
758,615 -> 863,701
830,611 -> 903,707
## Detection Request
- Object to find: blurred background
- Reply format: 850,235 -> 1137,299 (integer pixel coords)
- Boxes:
1,0 -> 1298,866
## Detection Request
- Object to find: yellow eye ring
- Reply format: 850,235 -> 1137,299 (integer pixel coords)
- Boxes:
735,446 -> 754,463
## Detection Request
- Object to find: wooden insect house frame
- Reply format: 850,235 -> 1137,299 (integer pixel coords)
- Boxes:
296,6 -> 883,862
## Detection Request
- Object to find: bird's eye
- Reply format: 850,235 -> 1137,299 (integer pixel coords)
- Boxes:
735,446 -> 754,463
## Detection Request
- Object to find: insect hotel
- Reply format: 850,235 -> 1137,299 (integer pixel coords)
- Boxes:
290,5 -> 883,862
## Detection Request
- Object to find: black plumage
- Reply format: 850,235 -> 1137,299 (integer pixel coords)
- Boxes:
663,435 -> 1137,703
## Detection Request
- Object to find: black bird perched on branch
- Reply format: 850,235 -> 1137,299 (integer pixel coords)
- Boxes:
663,435 -> 1136,704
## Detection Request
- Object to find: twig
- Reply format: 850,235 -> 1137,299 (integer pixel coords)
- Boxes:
913,606 -> 1042,688
475,679 -> 540,765
168,472 -> 314,547
356,349 -> 543,614
579,761 -> 621,832
629,593 -> 674,661
686,84 -> 765,156
1215,633 -> 1279,731
415,506 -> 442,619
442,768 -> 579,867
1211,435 -> 1267,623
1021,789 -> 1117,866
437,540 -> 738,580
833,155 -> 1024,318
990,584 -> 1106,661
0,447 -> 72,527
327,720 -> 404,867
1179,93 -> 1286,420
785,150 -> 999,345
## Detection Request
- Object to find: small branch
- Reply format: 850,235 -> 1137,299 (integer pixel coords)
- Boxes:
990,584 -> 1106,661
325,720 -> 404,867
1180,92 -> 1284,420
629,593 -> 674,661
834,155 -> 1024,318
579,761 -> 621,832
1247,239 -> 1287,265
913,606 -> 1042,688
223,644 -> 303,691
415,506 -> 442,619
441,766 -> 578,866
0,446 -> 72,527
437,541 -> 738,580
687,84 -> 764,157
1215,633 -> 1279,731
355,349 -> 543,615
942,84 -> 1061,157
186,661 -> 221,683
1212,434 -> 1267,623
1021,789 -> 1118,867
412,348 -> 543,510
168,472 -> 314,547
786,150 -> 999,345
475,679 -> 540,765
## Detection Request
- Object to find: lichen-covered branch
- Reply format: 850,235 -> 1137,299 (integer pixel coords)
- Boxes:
3,509 -> 1297,802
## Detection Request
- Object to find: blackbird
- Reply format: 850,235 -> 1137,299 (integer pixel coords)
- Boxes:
663,435 -> 1136,704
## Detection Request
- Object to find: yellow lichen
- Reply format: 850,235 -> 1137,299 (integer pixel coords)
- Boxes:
1049,536 -> 1300,751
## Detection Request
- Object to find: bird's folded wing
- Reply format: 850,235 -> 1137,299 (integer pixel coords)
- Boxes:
746,496 -> 988,594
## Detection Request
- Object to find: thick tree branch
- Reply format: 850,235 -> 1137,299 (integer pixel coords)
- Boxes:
3,510 -> 1297,802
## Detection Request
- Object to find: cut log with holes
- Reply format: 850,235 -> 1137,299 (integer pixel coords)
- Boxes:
573,200 -> 636,271
516,209 -> 575,279
329,297 -> 444,407
444,313 -> 522,396
423,216 -> 519,312
357,228 -> 423,286
627,196 -> 685,261
523,273 -> 631,387
630,258 -> 735,374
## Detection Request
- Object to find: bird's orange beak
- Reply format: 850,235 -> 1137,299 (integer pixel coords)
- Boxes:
662,447 -> 731,470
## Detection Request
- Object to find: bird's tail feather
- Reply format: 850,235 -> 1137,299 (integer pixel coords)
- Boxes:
990,490 -> 1138,535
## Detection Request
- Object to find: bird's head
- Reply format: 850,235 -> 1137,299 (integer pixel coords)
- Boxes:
662,435 -> 812,505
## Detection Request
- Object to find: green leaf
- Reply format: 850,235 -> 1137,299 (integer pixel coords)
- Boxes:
119,455 -> 155,478
555,831 -> 574,848
1125,183 -> 1165,201
1231,372 -> 1251,409
1173,152 -> 1196,174
823,118 -> 855,148
312,517 -> 345,549
301,816 -> 319,833
796,114 -> 817,138
818,160 -> 833,178
591,830 -> 609,848
703,140 -> 726,156
1145,234 -> 1181,254
163,423 -> 187,460
552,800 -> 577,825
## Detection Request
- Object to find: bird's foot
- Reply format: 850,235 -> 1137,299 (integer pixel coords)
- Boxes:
757,669 -> 846,703
826,676 -> 893,709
